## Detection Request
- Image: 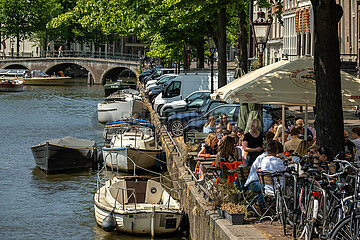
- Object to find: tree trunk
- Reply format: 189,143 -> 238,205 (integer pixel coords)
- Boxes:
183,41 -> 189,70
16,32 -> 20,58
311,0 -> 344,154
196,44 -> 204,69
217,7 -> 227,88
238,9 -> 248,74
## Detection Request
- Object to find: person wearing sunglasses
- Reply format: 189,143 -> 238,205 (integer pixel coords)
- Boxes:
344,130 -> 355,157
217,114 -> 232,132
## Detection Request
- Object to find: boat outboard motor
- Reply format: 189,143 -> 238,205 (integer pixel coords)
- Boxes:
102,211 -> 117,232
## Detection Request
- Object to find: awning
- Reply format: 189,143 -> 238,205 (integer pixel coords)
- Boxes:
212,56 -> 360,107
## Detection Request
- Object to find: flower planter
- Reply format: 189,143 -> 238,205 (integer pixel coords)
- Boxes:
224,210 -> 245,225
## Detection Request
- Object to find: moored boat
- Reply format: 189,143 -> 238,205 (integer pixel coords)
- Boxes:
94,176 -> 183,235
97,91 -> 148,124
31,136 -> 97,173
104,69 -> 137,97
102,118 -> 152,144
0,78 -> 24,92
102,123 -> 162,172
0,69 -> 73,85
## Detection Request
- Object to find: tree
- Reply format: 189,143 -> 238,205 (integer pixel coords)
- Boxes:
0,0 -> 32,57
310,0 -> 344,154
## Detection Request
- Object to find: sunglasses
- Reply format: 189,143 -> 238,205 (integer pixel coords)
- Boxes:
221,117 -> 227,119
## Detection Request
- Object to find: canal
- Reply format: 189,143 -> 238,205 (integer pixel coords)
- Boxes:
0,85 -> 185,240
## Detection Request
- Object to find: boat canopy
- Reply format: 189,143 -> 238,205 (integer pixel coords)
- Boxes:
41,136 -> 96,148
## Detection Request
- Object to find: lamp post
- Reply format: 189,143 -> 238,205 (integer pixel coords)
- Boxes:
210,47 -> 216,93
252,11 -> 272,67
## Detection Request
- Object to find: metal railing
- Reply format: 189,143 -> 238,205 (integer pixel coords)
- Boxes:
0,50 -> 140,62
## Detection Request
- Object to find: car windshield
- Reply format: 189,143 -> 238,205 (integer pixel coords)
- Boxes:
157,75 -> 176,85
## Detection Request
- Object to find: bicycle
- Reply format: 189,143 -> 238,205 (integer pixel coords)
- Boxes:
329,160 -> 360,239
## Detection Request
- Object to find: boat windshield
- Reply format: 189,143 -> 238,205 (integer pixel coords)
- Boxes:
31,70 -> 49,77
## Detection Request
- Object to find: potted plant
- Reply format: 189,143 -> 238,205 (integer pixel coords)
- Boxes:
221,202 -> 247,225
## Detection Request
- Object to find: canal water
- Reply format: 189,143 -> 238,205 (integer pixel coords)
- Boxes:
0,85 -> 185,240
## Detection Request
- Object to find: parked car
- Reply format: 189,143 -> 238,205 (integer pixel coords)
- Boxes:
159,90 -> 211,117
166,100 -> 227,136
139,66 -> 163,82
145,74 -> 178,89
145,74 -> 178,91
183,105 -> 296,141
142,68 -> 177,84
153,72 -> 222,113
145,75 -> 177,102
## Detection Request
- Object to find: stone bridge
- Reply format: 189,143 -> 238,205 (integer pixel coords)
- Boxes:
0,57 -> 140,84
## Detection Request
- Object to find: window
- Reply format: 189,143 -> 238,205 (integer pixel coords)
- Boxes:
187,92 -> 210,102
166,81 -> 181,98
208,106 -> 237,120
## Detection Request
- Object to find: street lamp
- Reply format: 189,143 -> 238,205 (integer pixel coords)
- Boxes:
210,47 -> 216,93
252,11 -> 272,67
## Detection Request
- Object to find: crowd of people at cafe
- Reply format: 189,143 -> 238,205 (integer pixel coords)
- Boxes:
195,114 -> 360,210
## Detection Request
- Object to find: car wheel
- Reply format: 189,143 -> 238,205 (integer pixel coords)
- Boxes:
169,120 -> 184,137
184,129 -> 200,142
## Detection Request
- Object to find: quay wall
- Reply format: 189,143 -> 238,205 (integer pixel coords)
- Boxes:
140,89 -> 268,240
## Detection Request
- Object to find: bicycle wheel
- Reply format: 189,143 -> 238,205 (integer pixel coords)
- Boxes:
330,214 -> 360,240
306,196 -> 315,240
276,191 -> 287,235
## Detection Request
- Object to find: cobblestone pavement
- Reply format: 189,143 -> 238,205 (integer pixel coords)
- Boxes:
253,221 -> 293,239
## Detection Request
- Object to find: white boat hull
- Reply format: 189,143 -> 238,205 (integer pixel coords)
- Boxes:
94,177 -> 183,235
102,147 -> 160,171
97,99 -> 147,123
94,203 -> 182,234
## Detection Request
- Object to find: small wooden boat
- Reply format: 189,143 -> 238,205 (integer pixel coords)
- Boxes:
31,136 -> 97,173
0,78 -> 24,92
104,69 -> 137,96
97,90 -> 148,124
102,123 -> 162,172
94,176 -> 183,235
102,118 -> 152,144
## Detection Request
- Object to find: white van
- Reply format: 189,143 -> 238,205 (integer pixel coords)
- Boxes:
153,71 -> 233,113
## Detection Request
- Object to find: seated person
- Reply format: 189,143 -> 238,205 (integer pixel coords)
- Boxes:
215,136 -> 241,184
314,146 -> 335,173
284,127 -> 302,153
244,151 -> 268,206
203,116 -> 216,133
344,130 -> 355,158
217,114 -> 232,132
215,136 -> 239,167
260,140 -> 286,195
295,118 -> 314,140
197,133 -> 218,158
352,127 -> 360,161
307,145 -> 319,156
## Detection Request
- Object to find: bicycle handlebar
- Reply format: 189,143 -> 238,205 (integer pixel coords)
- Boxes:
321,159 -> 359,178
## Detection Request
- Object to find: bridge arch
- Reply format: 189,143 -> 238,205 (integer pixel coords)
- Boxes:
44,62 -> 94,83
3,64 -> 28,69
100,67 -> 136,85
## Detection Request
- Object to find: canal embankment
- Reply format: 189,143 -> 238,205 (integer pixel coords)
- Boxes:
139,86 -> 274,240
